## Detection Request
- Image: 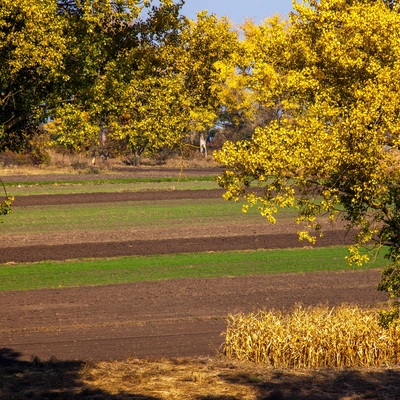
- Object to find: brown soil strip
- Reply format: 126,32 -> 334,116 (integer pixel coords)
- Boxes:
12,189 -> 225,206
1,230 -> 354,263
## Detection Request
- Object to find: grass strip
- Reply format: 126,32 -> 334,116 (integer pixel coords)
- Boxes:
3,176 -> 215,187
1,198 -> 270,234
0,247 -> 387,291
6,180 -> 220,196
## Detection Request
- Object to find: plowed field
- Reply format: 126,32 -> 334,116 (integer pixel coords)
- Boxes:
0,169 -> 388,362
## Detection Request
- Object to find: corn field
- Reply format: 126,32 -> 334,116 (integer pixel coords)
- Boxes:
223,305 -> 400,368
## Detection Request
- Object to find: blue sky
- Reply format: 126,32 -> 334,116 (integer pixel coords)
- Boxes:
180,0 -> 294,24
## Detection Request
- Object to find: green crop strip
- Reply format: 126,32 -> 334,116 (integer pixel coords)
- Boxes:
0,247 -> 387,291
3,176 -> 215,187
1,198 -> 291,235
4,176 -> 215,187
4,177 -> 220,196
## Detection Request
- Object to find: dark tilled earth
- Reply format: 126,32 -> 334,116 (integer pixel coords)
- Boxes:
0,270 -> 387,362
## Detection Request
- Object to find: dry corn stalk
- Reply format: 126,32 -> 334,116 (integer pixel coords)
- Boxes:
224,305 -> 400,368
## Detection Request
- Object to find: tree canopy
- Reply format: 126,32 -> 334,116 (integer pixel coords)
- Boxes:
0,0 -> 66,151
37,1 -> 239,161
215,0 -> 400,323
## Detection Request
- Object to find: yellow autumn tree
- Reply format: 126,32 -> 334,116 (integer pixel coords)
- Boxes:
0,0 -> 66,151
46,0 -> 151,157
215,0 -> 400,322
50,1 -> 230,162
178,11 -> 239,149
214,26 -> 276,144
0,0 -> 65,212
92,0 -> 191,163
55,5 -> 240,163
105,9 -> 240,160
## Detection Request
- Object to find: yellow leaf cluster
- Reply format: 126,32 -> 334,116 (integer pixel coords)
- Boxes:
0,0 -> 65,77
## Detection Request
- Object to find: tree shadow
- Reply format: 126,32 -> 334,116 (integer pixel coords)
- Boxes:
196,396 -> 239,400
3,347 -> 400,400
0,348 -> 160,400
217,366 -> 400,400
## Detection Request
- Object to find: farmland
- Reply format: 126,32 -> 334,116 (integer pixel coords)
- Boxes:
2,0 -> 400,397
0,166 -> 397,399
0,166 -> 389,359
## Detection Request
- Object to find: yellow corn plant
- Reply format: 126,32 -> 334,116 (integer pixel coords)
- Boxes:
224,305 -> 400,368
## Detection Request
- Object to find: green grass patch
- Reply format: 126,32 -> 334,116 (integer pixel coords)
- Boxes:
2,198 -> 286,234
4,176 -> 215,187
7,180 -> 220,196
4,176 -> 218,196
0,247 -> 387,291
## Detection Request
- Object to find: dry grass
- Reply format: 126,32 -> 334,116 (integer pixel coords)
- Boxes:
2,354 -> 400,399
0,151 -> 218,177
81,358 -> 255,399
224,305 -> 400,369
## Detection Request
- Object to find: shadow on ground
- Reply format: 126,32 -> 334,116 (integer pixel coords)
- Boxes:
0,348 -> 158,400
2,347 -> 400,399
218,365 -> 400,400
